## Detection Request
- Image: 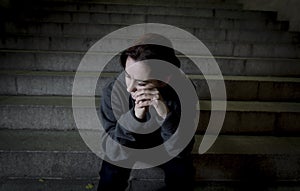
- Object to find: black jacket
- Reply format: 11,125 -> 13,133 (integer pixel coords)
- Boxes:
99,77 -> 195,161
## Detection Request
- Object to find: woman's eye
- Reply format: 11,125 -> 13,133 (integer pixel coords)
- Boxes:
138,82 -> 147,86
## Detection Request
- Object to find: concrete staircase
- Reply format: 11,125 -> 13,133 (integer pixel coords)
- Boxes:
0,0 -> 300,190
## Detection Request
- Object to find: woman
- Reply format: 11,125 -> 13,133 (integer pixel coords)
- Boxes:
97,33 -> 196,191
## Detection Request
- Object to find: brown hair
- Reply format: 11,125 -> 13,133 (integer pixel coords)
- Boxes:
120,33 -> 180,68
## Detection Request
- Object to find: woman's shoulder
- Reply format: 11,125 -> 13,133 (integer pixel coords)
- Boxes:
101,76 -> 128,99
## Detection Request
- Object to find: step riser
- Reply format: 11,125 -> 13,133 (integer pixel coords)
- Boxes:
198,111 -> 298,134
0,152 -> 100,178
3,14 -> 287,31
194,154 -> 300,181
1,52 -> 300,76
0,75 -> 299,101
0,106 -> 298,134
0,179 -> 100,191
1,152 -> 299,181
3,22 -> 298,43
30,0 -> 244,10
3,179 -> 298,191
35,5 -> 276,21
21,10 -> 277,24
131,180 -> 300,191
195,79 -> 300,101
226,30 -> 299,44
1,37 -> 299,58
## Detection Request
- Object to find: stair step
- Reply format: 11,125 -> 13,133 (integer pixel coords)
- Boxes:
1,36 -> 299,58
3,23 -> 299,43
32,3 -> 277,21
34,0 -> 244,10
41,0 -> 240,4
1,12 -> 288,31
1,178 -> 300,191
0,96 -> 299,134
20,9 -> 278,25
0,178 -> 99,191
0,71 -> 299,101
1,51 -> 299,76
1,129 -> 299,181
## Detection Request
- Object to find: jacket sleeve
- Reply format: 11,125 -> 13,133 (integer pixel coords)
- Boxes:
159,84 -> 196,158
99,81 -> 146,161
160,107 -> 195,158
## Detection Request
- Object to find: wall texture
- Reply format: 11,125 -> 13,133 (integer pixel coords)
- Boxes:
238,0 -> 300,32
1,0 -> 300,32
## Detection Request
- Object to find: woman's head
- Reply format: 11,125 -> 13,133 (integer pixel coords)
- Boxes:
120,33 -> 180,93
120,33 -> 180,69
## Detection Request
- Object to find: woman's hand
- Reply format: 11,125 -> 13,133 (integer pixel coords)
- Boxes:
132,84 -> 169,120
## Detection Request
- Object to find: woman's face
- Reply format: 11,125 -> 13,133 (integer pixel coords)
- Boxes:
125,56 -> 162,96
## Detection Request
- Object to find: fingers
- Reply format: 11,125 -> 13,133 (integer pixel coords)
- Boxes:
135,94 -> 159,103
135,100 -> 152,108
132,87 -> 162,109
136,83 -> 156,90
133,88 -> 169,119
134,104 -> 148,119
132,88 -> 159,100
135,98 -> 169,119
135,97 -> 162,108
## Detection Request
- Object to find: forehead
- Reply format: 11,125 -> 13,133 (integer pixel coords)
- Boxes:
125,57 -> 153,80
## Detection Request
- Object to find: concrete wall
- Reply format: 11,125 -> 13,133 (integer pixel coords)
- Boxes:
1,0 -> 299,31
238,0 -> 300,32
